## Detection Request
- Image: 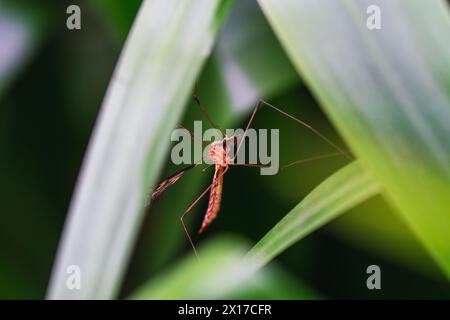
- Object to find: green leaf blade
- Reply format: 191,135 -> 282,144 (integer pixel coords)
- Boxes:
247,162 -> 380,269
130,236 -> 317,299
258,0 -> 450,276
131,237 -> 253,299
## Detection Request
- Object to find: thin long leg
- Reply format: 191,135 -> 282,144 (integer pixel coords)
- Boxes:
180,166 -> 229,259
281,152 -> 346,170
232,101 -> 262,162
230,153 -> 346,170
259,99 -> 351,159
192,92 -> 222,133
201,165 -> 213,173
230,163 -> 269,168
233,99 -> 352,163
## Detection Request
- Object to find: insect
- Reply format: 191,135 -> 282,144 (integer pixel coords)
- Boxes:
150,93 -> 349,257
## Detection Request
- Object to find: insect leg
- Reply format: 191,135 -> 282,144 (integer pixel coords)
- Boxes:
201,165 -> 213,173
180,166 -> 229,258
232,99 -> 351,163
281,152 -> 346,170
229,163 -> 269,168
180,184 -> 213,259
258,99 -> 352,159
192,92 -> 224,134
232,100 -> 262,163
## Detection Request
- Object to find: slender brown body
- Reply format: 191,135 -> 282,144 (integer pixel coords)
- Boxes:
198,165 -> 224,234
196,138 -> 230,233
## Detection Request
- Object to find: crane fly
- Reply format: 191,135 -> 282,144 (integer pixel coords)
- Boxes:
150,93 -> 350,258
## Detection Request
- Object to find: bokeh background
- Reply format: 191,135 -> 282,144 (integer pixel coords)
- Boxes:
1,0 -> 450,299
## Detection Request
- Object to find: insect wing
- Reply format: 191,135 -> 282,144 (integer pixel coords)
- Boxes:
150,164 -> 197,201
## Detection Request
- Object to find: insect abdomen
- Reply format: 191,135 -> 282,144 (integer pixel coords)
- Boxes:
198,166 -> 224,234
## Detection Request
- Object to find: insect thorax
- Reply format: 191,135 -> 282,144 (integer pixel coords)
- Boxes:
207,140 -> 231,166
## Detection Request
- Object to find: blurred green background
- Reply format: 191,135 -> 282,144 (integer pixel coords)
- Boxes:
1,0 -> 450,299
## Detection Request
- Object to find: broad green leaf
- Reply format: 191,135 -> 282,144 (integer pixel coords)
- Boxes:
47,0 -> 234,299
258,0 -> 450,278
247,162 -> 380,268
130,236 -> 316,299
